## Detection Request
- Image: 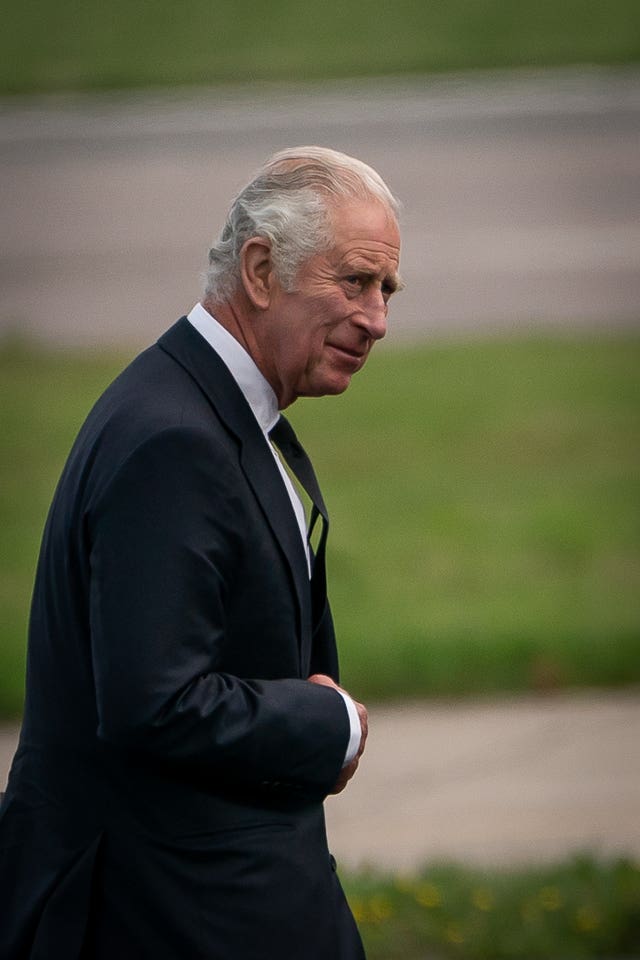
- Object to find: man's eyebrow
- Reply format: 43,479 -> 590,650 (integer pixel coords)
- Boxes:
385,272 -> 405,293
342,261 -> 405,293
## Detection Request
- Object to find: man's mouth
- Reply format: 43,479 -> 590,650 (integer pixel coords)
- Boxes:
327,343 -> 367,363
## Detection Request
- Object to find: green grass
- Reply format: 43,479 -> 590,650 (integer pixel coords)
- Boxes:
342,855 -> 640,959
0,339 -> 132,715
2,0 -> 640,95
0,334 -> 639,717
290,335 -> 640,700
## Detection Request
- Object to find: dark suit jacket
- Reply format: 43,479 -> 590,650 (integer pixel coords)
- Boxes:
0,318 -> 365,959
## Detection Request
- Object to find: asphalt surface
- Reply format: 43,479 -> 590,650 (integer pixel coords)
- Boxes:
2,689 -> 639,871
1,66 -> 639,346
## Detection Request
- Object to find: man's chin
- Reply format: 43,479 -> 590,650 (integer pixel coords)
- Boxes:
301,372 -> 354,400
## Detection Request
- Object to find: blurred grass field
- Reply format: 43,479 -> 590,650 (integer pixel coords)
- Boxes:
343,855 -> 640,959
297,335 -> 640,700
2,0 -> 640,94
1,333 -> 638,718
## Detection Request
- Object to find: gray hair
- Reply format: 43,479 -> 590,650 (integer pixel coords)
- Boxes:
203,146 -> 401,302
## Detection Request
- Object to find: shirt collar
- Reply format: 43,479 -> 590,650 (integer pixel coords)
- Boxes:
186,302 -> 279,434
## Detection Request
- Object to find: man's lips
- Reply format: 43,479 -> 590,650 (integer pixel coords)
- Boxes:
326,343 -> 368,363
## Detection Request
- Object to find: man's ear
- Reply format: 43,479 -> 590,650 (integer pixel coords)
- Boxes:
240,237 -> 275,310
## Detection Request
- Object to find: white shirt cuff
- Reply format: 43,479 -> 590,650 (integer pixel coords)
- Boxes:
335,689 -> 361,767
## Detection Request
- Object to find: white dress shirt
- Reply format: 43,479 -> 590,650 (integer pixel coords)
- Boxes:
187,303 -> 361,767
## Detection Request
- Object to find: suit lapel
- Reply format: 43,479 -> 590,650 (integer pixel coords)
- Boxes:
157,317 -> 311,667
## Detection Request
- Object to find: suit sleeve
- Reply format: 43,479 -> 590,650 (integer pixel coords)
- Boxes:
87,424 -> 349,798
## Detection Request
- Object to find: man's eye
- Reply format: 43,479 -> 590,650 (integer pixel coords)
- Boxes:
344,276 -> 362,287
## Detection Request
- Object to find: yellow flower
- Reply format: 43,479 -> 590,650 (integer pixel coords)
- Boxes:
414,882 -> 442,908
539,886 -> 563,911
444,922 -> 465,945
471,887 -> 495,911
350,898 -> 366,924
369,895 -> 393,922
394,875 -> 416,894
574,905 -> 600,932
520,900 -> 539,924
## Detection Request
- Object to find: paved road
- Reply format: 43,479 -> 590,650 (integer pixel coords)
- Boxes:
1,66 -> 639,346
2,689 -> 639,870
325,690 -> 640,871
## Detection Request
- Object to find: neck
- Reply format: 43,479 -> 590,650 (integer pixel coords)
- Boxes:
202,296 -> 255,355
201,296 -> 286,405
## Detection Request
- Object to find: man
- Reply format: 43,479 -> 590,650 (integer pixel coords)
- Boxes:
0,146 -> 402,958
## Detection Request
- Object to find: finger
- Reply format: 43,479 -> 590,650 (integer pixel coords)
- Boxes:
354,701 -> 368,756
308,673 -> 338,689
329,758 -> 359,795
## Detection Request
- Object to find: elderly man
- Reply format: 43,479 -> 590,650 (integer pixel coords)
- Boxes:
0,146 -> 402,959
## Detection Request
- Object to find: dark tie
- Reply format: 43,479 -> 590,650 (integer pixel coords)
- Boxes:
269,415 -> 329,610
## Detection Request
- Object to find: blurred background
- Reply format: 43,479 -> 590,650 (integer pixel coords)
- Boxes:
1,2 -> 639,956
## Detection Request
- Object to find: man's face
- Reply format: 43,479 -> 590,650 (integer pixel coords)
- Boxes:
258,199 -> 401,408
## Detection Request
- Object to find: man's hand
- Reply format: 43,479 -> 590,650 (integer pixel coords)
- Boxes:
308,673 -> 368,794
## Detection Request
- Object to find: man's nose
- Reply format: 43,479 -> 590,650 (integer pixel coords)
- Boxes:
357,287 -> 388,340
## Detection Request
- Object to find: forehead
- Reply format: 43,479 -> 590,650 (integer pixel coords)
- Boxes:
326,199 -> 401,268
